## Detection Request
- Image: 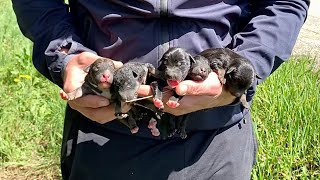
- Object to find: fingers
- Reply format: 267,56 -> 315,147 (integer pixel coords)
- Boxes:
137,85 -> 153,97
68,95 -> 110,108
67,94 -> 117,123
175,72 -> 222,96
70,52 -> 123,70
69,103 -> 117,124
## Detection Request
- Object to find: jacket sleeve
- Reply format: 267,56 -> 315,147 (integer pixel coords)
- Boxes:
231,0 -> 310,86
12,0 -> 96,88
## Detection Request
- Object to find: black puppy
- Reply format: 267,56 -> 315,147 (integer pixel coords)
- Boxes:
61,59 -> 161,134
152,47 -> 196,109
111,62 -> 162,133
61,58 -> 116,100
152,47 -> 196,139
190,48 -> 259,108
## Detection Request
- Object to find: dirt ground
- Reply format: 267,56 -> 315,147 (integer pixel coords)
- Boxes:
0,165 -> 60,180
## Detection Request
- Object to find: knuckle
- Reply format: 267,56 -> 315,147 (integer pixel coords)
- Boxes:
78,52 -> 96,65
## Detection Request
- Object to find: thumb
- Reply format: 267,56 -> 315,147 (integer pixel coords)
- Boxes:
175,72 -> 222,96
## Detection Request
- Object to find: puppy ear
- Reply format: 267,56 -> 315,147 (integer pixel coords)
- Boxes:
226,67 -> 237,74
189,55 -> 196,64
132,71 -> 138,78
83,65 -> 92,73
255,73 -> 262,79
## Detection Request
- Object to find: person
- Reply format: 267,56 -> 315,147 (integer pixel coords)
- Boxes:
12,0 -> 309,179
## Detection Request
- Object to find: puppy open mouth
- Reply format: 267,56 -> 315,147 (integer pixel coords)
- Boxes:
167,80 -> 180,88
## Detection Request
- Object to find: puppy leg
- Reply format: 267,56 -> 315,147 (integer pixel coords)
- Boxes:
166,92 -> 182,108
176,116 -> 188,139
240,94 -> 250,109
114,101 -> 128,119
127,109 -> 139,134
151,81 -> 165,109
167,115 -> 177,138
210,62 -> 226,85
217,68 -> 227,85
145,63 -> 164,80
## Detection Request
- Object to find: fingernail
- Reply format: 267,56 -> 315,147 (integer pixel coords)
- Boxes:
98,99 -> 109,106
178,85 -> 188,95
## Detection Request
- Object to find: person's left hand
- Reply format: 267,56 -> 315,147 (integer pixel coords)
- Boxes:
138,72 -> 236,116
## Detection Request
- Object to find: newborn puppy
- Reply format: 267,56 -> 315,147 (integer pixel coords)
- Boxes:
188,55 -> 212,81
153,47 -> 196,109
61,58 -> 116,100
192,48 -> 259,108
60,59 -> 159,134
152,47 -> 196,139
111,62 -> 160,133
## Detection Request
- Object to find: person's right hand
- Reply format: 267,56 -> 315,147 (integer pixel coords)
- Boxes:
63,51 -> 124,124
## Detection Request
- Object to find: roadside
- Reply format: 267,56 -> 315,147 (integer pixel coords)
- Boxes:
292,0 -> 320,66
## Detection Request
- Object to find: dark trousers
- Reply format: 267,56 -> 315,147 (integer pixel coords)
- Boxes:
61,108 -> 257,180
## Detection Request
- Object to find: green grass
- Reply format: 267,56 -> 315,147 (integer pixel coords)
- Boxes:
251,57 -> 320,179
0,1 -> 319,179
0,1 -> 65,178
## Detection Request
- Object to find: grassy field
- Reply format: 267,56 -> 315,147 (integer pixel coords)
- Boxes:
0,1 -> 65,179
1,1 -> 319,179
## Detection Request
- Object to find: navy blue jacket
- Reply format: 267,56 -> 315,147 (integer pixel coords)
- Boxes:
12,0 -> 309,132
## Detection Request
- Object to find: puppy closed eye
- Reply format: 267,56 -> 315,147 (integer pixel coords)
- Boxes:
92,66 -> 99,72
177,62 -> 185,66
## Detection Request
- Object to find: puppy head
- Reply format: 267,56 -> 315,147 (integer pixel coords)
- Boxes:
86,58 -> 116,90
225,63 -> 255,97
188,55 -> 211,81
160,47 -> 195,87
113,67 -> 141,101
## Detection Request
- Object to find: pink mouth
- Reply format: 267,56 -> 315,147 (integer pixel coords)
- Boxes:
167,80 -> 180,88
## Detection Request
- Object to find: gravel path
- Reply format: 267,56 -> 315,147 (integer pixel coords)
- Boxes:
292,0 -> 320,67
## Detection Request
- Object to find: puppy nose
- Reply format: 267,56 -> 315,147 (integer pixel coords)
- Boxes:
103,73 -> 109,79
100,73 -> 109,82
200,68 -> 206,73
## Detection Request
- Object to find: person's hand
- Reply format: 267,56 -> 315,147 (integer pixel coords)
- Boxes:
138,72 -> 236,116
63,51 -> 124,124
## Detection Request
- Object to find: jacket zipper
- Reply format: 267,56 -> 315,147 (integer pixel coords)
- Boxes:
159,0 -> 169,64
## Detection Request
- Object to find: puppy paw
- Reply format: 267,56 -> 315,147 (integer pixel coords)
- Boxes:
130,127 -> 139,134
116,113 -> 128,119
166,100 -> 180,108
179,132 -> 187,139
148,119 -> 157,129
151,128 -> 160,137
153,98 -> 164,109
59,90 -> 69,100
168,129 -> 177,138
